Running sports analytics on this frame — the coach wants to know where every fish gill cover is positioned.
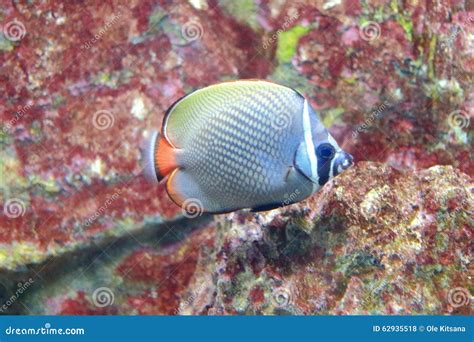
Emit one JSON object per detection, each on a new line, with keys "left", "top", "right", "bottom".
{"left": 0, "top": 0, "right": 472, "bottom": 315}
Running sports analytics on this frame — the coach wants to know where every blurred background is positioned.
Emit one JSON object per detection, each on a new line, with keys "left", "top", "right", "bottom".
{"left": 0, "top": 0, "right": 472, "bottom": 315}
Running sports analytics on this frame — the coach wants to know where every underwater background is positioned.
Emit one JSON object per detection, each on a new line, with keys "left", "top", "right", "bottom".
{"left": 0, "top": 0, "right": 472, "bottom": 315}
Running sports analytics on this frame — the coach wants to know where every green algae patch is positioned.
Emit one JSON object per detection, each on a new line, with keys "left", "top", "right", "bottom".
{"left": 322, "top": 107, "right": 346, "bottom": 127}
{"left": 134, "top": 6, "right": 178, "bottom": 45}
{"left": 428, "top": 36, "right": 437, "bottom": 80}
{"left": 0, "top": 35, "right": 14, "bottom": 52}
{"left": 397, "top": 15, "right": 413, "bottom": 41}
{"left": 0, "top": 144, "right": 29, "bottom": 192}
{"left": 28, "top": 175, "right": 61, "bottom": 194}
{"left": 269, "top": 63, "right": 313, "bottom": 95}
{"left": 390, "top": 0, "right": 413, "bottom": 41}
{"left": 276, "top": 25, "right": 310, "bottom": 63}
{"left": 335, "top": 251, "right": 383, "bottom": 277}
{"left": 92, "top": 70, "right": 133, "bottom": 89}
{"left": 220, "top": 0, "right": 258, "bottom": 31}
{"left": 0, "top": 243, "right": 46, "bottom": 271}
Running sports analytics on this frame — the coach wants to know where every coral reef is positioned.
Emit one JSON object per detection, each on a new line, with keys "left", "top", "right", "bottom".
{"left": 9, "top": 163, "right": 473, "bottom": 315}
{"left": 0, "top": 0, "right": 472, "bottom": 315}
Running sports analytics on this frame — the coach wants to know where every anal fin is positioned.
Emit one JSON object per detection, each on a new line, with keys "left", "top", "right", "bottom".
{"left": 250, "top": 203, "right": 283, "bottom": 212}
{"left": 167, "top": 169, "right": 213, "bottom": 214}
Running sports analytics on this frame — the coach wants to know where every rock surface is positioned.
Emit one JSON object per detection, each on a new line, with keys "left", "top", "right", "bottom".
{"left": 4, "top": 163, "right": 473, "bottom": 315}
{"left": 0, "top": 0, "right": 472, "bottom": 315}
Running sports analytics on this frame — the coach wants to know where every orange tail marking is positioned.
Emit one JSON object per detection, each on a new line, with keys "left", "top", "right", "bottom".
{"left": 155, "top": 137, "right": 178, "bottom": 181}
{"left": 166, "top": 168, "right": 185, "bottom": 207}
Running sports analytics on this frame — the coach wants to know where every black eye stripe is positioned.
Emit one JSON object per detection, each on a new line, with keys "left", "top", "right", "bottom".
{"left": 333, "top": 158, "right": 340, "bottom": 177}
{"left": 315, "top": 143, "right": 335, "bottom": 186}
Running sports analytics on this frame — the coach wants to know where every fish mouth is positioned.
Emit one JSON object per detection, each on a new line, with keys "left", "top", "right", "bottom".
{"left": 333, "top": 151, "right": 354, "bottom": 176}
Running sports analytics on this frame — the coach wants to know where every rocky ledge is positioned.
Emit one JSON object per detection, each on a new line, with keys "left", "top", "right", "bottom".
{"left": 3, "top": 162, "right": 471, "bottom": 315}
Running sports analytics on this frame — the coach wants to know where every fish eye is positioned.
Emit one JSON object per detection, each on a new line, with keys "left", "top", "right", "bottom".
{"left": 316, "top": 143, "right": 335, "bottom": 160}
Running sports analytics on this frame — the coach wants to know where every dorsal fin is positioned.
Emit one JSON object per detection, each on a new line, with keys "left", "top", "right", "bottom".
{"left": 161, "top": 80, "right": 300, "bottom": 148}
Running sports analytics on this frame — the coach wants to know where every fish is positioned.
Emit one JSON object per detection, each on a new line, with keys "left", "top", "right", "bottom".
{"left": 142, "top": 80, "right": 353, "bottom": 214}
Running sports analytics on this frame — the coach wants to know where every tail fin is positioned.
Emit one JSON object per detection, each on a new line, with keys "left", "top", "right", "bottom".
{"left": 142, "top": 130, "right": 160, "bottom": 183}
{"left": 141, "top": 130, "right": 179, "bottom": 183}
